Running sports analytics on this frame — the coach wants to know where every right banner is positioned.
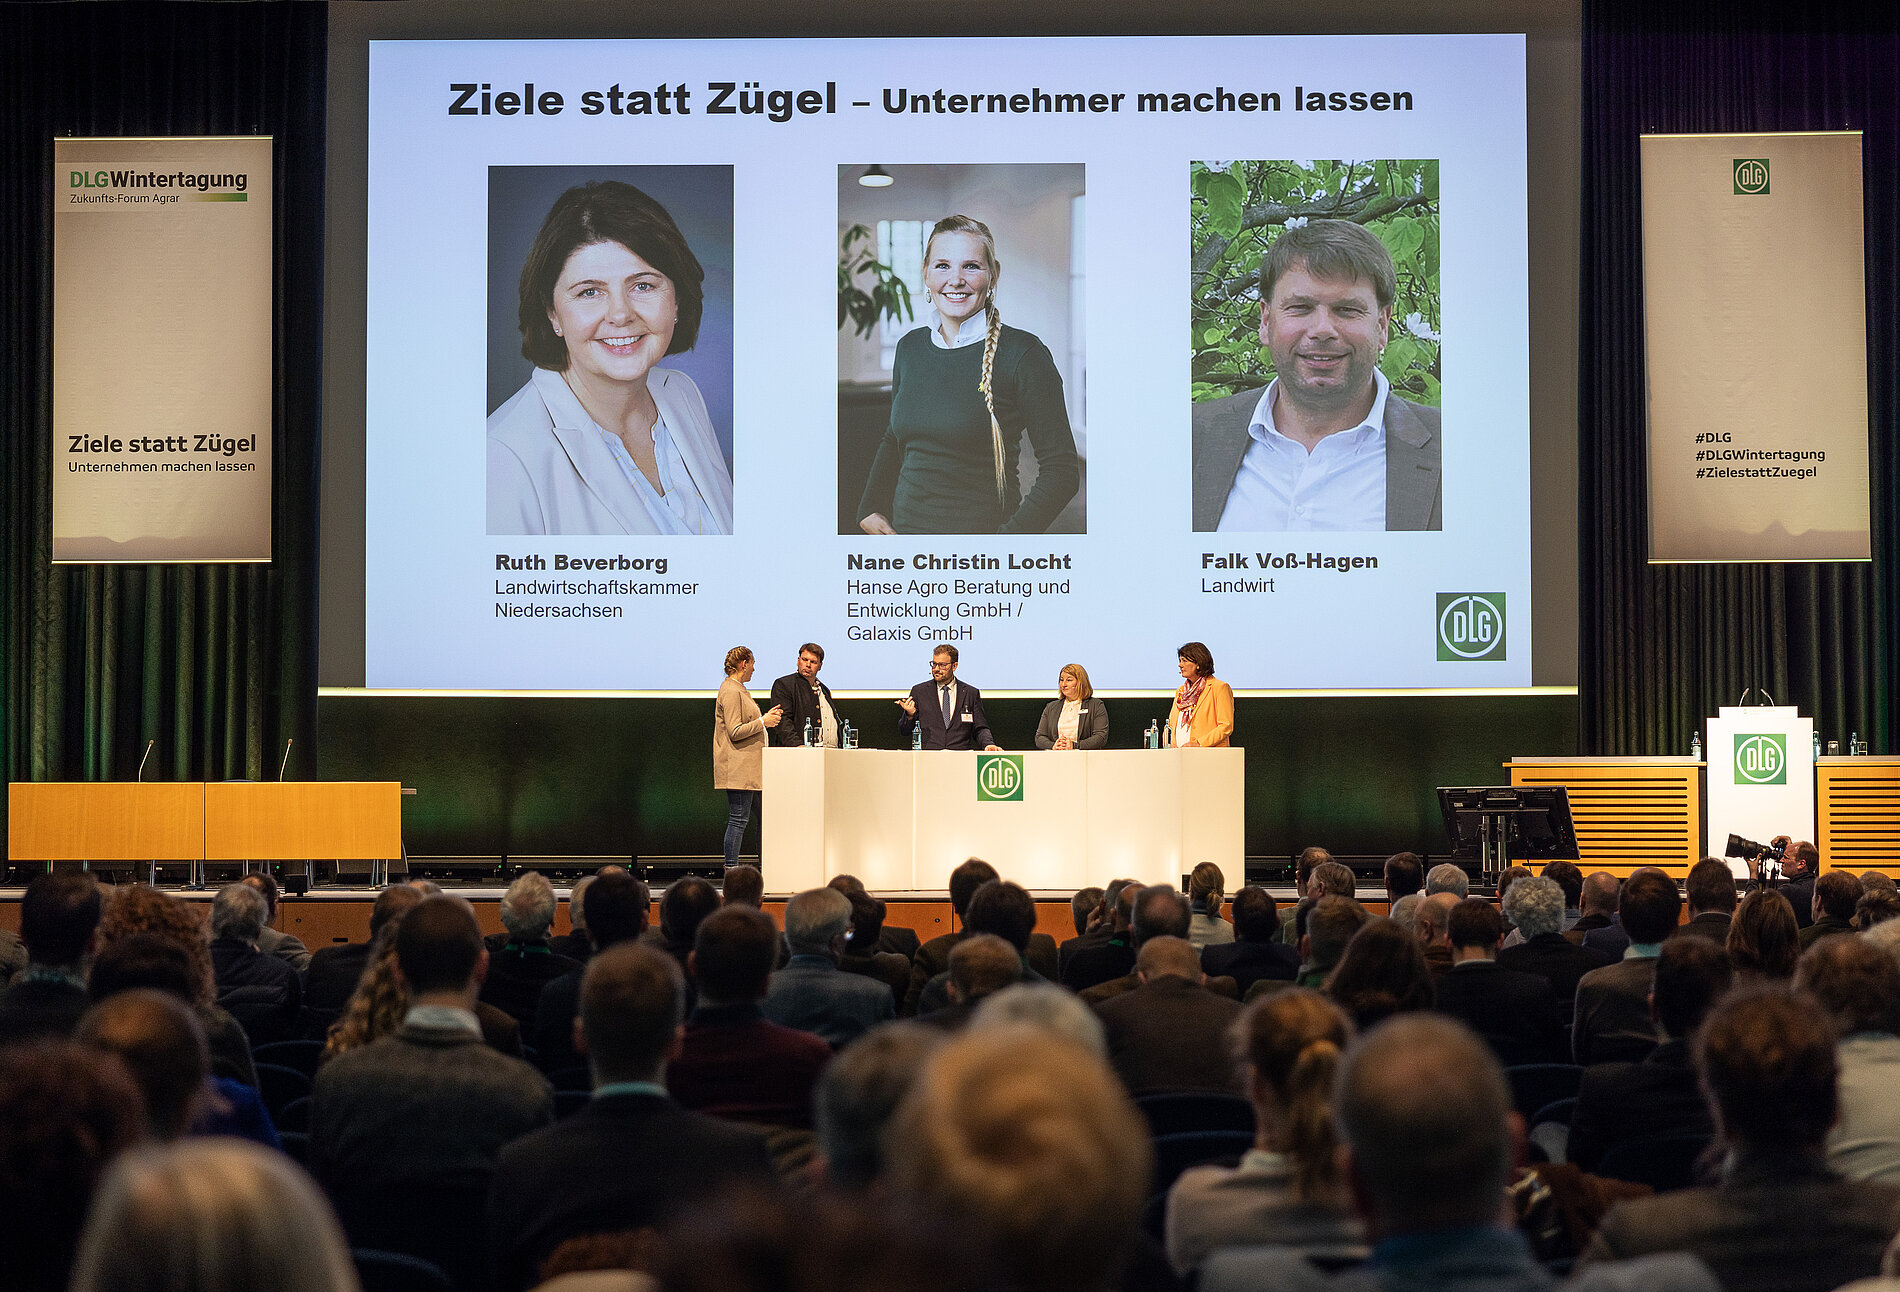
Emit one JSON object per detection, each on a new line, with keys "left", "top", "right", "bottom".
{"left": 1641, "top": 131, "right": 1870, "bottom": 563}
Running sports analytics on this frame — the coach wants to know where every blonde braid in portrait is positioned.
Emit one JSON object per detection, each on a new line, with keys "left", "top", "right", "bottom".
{"left": 929, "top": 215, "right": 1008, "bottom": 505}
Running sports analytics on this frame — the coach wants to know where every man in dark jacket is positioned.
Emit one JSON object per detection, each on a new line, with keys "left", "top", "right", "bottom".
{"left": 208, "top": 881, "right": 301, "bottom": 1046}
{"left": 0, "top": 872, "right": 100, "bottom": 1044}
{"left": 1433, "top": 899, "right": 1564, "bottom": 1066}
{"left": 1095, "top": 937, "right": 1241, "bottom": 1096}
{"left": 1498, "top": 875, "right": 1612, "bottom": 1031}
{"left": 1200, "top": 885, "right": 1299, "bottom": 995}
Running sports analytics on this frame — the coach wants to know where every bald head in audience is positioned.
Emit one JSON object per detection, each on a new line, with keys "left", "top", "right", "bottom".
{"left": 1135, "top": 935, "right": 1203, "bottom": 985}
{"left": 1413, "top": 892, "right": 1458, "bottom": 953}
{"left": 1580, "top": 870, "right": 1620, "bottom": 919}
{"left": 74, "top": 990, "right": 209, "bottom": 1141}
{"left": 949, "top": 933, "right": 1022, "bottom": 1006}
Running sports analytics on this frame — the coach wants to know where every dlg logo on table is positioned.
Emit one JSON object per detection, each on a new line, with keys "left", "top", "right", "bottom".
{"left": 1436, "top": 594, "right": 1506, "bottom": 661}
{"left": 976, "top": 754, "right": 1024, "bottom": 802}
{"left": 1735, "top": 734, "right": 1787, "bottom": 785}
{"left": 1733, "top": 158, "right": 1770, "bottom": 195}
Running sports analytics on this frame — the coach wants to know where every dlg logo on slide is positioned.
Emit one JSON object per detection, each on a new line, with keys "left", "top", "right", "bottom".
{"left": 1735, "top": 734, "right": 1787, "bottom": 785}
{"left": 1733, "top": 158, "right": 1770, "bottom": 195}
{"left": 976, "top": 754, "right": 1024, "bottom": 802}
{"left": 1436, "top": 594, "right": 1506, "bottom": 661}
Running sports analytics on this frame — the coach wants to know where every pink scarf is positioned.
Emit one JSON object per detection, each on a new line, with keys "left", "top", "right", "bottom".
{"left": 1176, "top": 675, "right": 1208, "bottom": 727}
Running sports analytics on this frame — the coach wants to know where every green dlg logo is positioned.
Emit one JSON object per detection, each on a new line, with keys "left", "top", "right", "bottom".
{"left": 976, "top": 753, "right": 1024, "bottom": 802}
{"left": 1733, "top": 159, "right": 1770, "bottom": 195}
{"left": 1436, "top": 594, "right": 1506, "bottom": 661}
{"left": 1734, "top": 733, "right": 1787, "bottom": 785}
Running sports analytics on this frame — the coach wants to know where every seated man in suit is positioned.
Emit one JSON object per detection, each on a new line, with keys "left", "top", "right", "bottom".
{"left": 763, "top": 886, "right": 896, "bottom": 1048}
{"left": 1567, "top": 936, "right": 1729, "bottom": 1173}
{"left": 0, "top": 872, "right": 100, "bottom": 1045}
{"left": 1201, "top": 886, "right": 1300, "bottom": 996}
{"left": 1063, "top": 880, "right": 1139, "bottom": 993}
{"left": 1096, "top": 936, "right": 1242, "bottom": 1097}
{"left": 668, "top": 905, "right": 832, "bottom": 1128}
{"left": 1567, "top": 871, "right": 1621, "bottom": 946}
{"left": 827, "top": 873, "right": 920, "bottom": 961}
{"left": 906, "top": 860, "right": 1057, "bottom": 1011}
{"left": 1191, "top": 219, "right": 1441, "bottom": 533}
{"left": 1083, "top": 885, "right": 1242, "bottom": 1004}
{"left": 207, "top": 882, "right": 302, "bottom": 1047}
{"left": 1412, "top": 892, "right": 1458, "bottom": 980}
{"left": 1432, "top": 899, "right": 1564, "bottom": 1066}
{"left": 896, "top": 643, "right": 1000, "bottom": 751}
{"left": 769, "top": 642, "right": 842, "bottom": 747}
{"left": 1497, "top": 875, "right": 1611, "bottom": 1032}
{"left": 532, "top": 871, "right": 650, "bottom": 1073}
{"left": 913, "top": 880, "right": 1049, "bottom": 1016}
{"left": 238, "top": 874, "right": 311, "bottom": 974}
{"left": 1800, "top": 870, "right": 1862, "bottom": 949}
{"left": 304, "top": 885, "right": 423, "bottom": 1023}
{"left": 1580, "top": 988, "right": 1900, "bottom": 1292}
{"left": 487, "top": 943, "right": 777, "bottom": 1292}
{"left": 1573, "top": 869, "right": 1679, "bottom": 1065}
{"left": 481, "top": 871, "right": 582, "bottom": 1028}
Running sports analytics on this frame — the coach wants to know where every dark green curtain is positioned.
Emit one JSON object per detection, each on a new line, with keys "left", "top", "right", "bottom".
{"left": 0, "top": 2, "right": 324, "bottom": 845}
{"left": 1580, "top": 0, "right": 1897, "bottom": 755}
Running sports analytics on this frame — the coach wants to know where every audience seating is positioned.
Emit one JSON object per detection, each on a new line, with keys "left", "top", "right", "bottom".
{"left": 253, "top": 1039, "right": 324, "bottom": 1080}
{"left": 1531, "top": 1097, "right": 1578, "bottom": 1129}
{"left": 280, "top": 1130, "right": 309, "bottom": 1166}
{"left": 545, "top": 1065, "right": 593, "bottom": 1093}
{"left": 278, "top": 1095, "right": 312, "bottom": 1133}
{"left": 1595, "top": 1132, "right": 1710, "bottom": 1194}
{"left": 1505, "top": 1063, "right": 1583, "bottom": 1121}
{"left": 253, "top": 1061, "right": 313, "bottom": 1123}
{"left": 1136, "top": 1091, "right": 1256, "bottom": 1138}
{"left": 1149, "top": 1129, "right": 1254, "bottom": 1194}
{"left": 553, "top": 1089, "right": 591, "bottom": 1119}
{"left": 352, "top": 1248, "right": 454, "bottom": 1292}
{"left": 333, "top": 1181, "right": 491, "bottom": 1292}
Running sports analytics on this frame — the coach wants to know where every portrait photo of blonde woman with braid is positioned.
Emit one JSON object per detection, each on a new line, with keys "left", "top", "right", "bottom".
{"left": 841, "top": 168, "right": 1085, "bottom": 535}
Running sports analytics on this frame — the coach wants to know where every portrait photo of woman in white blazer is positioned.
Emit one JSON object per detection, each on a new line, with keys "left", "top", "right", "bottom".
{"left": 488, "top": 177, "right": 733, "bottom": 535}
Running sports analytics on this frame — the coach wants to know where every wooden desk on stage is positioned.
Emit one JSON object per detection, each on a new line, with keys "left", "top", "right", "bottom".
{"left": 1817, "top": 756, "right": 1900, "bottom": 880}
{"left": 1506, "top": 757, "right": 1701, "bottom": 877}
{"left": 762, "top": 747, "right": 1244, "bottom": 892}
{"left": 9, "top": 781, "right": 404, "bottom": 879}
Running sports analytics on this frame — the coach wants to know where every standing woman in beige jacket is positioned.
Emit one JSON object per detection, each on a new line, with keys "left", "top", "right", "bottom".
{"left": 716, "top": 646, "right": 782, "bottom": 869}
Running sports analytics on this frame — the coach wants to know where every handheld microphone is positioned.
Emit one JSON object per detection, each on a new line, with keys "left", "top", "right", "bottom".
{"left": 278, "top": 737, "right": 293, "bottom": 782}
{"left": 136, "top": 739, "right": 155, "bottom": 783}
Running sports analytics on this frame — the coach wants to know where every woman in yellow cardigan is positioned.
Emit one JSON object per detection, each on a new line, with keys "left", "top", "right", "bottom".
{"left": 1167, "top": 641, "right": 1234, "bottom": 748}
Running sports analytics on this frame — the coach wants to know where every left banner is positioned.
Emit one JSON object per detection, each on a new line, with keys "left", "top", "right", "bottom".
{"left": 52, "top": 137, "right": 272, "bottom": 563}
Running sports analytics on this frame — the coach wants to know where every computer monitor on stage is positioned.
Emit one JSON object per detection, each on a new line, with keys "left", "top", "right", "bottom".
{"left": 1437, "top": 785, "right": 1579, "bottom": 875}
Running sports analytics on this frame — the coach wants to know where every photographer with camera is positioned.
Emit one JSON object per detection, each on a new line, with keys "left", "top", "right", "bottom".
{"left": 1724, "top": 833, "right": 1821, "bottom": 931}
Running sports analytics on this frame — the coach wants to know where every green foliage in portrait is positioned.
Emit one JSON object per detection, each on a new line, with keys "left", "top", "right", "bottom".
{"left": 1189, "top": 159, "right": 1440, "bottom": 406}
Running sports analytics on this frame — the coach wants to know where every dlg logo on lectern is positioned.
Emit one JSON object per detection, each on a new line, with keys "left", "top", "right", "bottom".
{"left": 976, "top": 754, "right": 1024, "bottom": 802}
{"left": 1735, "top": 734, "right": 1787, "bottom": 785}
{"left": 1733, "top": 158, "right": 1770, "bottom": 195}
{"left": 1436, "top": 594, "right": 1506, "bottom": 661}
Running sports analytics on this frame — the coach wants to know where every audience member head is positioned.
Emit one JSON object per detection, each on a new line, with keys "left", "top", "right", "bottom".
{"left": 842, "top": 888, "right": 889, "bottom": 955}
{"left": 1425, "top": 863, "right": 1469, "bottom": 900}
{"left": 1236, "top": 989, "right": 1353, "bottom": 1204}
{"left": 1728, "top": 888, "right": 1801, "bottom": 980}
{"left": 322, "top": 918, "right": 409, "bottom": 1062}
{"left": 1326, "top": 917, "right": 1433, "bottom": 1028}
{"left": 814, "top": 1022, "right": 946, "bottom": 1193}
{"left": 1651, "top": 935, "right": 1733, "bottom": 1041}
{"left": 1540, "top": 860, "right": 1585, "bottom": 909}
{"left": 1580, "top": 870, "right": 1620, "bottom": 917}
{"left": 1501, "top": 875, "right": 1565, "bottom": 942}
{"left": 1188, "top": 863, "right": 1226, "bottom": 920}
{"left": 969, "top": 984, "right": 1107, "bottom": 1057}
{"left": 1618, "top": 868, "right": 1682, "bottom": 945}
{"left": 406, "top": 879, "right": 443, "bottom": 897}
{"left": 1860, "top": 871, "right": 1897, "bottom": 896}
{"left": 964, "top": 880, "right": 1036, "bottom": 952}
{"left": 1796, "top": 934, "right": 1900, "bottom": 1037}
{"left": 0, "top": 1042, "right": 146, "bottom": 1292}
{"left": 1336, "top": 1015, "right": 1516, "bottom": 1239}
{"left": 1413, "top": 892, "right": 1457, "bottom": 950}
{"left": 584, "top": 870, "right": 652, "bottom": 951}
{"left": 1859, "top": 888, "right": 1900, "bottom": 931}
{"left": 1814, "top": 870, "right": 1863, "bottom": 923}
{"left": 75, "top": 990, "right": 209, "bottom": 1142}
{"left": 692, "top": 906, "right": 779, "bottom": 1007}
{"left": 828, "top": 873, "right": 865, "bottom": 895}
{"left": 1107, "top": 880, "right": 1139, "bottom": 934}
{"left": 565, "top": 874, "right": 597, "bottom": 937}
{"left": 1495, "top": 867, "right": 1532, "bottom": 911}
{"left": 1787, "top": 840, "right": 1821, "bottom": 877}
{"left": 1068, "top": 887, "right": 1103, "bottom": 937}
{"left": 1698, "top": 987, "right": 1837, "bottom": 1156}
{"left": 499, "top": 871, "right": 557, "bottom": 942}
{"left": 1296, "top": 847, "right": 1333, "bottom": 895}
{"left": 1448, "top": 898, "right": 1503, "bottom": 958}
{"left": 19, "top": 872, "right": 101, "bottom": 968}
{"left": 1686, "top": 857, "right": 1739, "bottom": 916}
{"left": 237, "top": 873, "right": 280, "bottom": 920}
{"left": 1230, "top": 886, "right": 1280, "bottom": 943}
{"left": 1388, "top": 892, "right": 1423, "bottom": 929}
{"left": 208, "top": 883, "right": 267, "bottom": 946}
{"left": 886, "top": 1028, "right": 1150, "bottom": 1292}
{"left": 68, "top": 1139, "right": 360, "bottom": 1292}
{"left": 1311, "top": 860, "right": 1357, "bottom": 900}
{"left": 1135, "top": 935, "right": 1202, "bottom": 985}
{"left": 1306, "top": 896, "right": 1370, "bottom": 975}
{"left": 87, "top": 934, "right": 199, "bottom": 1008}
{"left": 1132, "top": 884, "right": 1191, "bottom": 947}
{"left": 96, "top": 886, "right": 214, "bottom": 1008}
{"left": 579, "top": 943, "right": 684, "bottom": 1086}
{"left": 949, "top": 934, "right": 1022, "bottom": 1006}
{"left": 367, "top": 883, "right": 422, "bottom": 938}
{"left": 1383, "top": 852, "right": 1423, "bottom": 900}
{"left": 722, "top": 865, "right": 765, "bottom": 909}
{"left": 395, "top": 896, "right": 485, "bottom": 1000}
{"left": 660, "top": 876, "right": 722, "bottom": 950}
{"left": 948, "top": 859, "right": 1001, "bottom": 921}
{"left": 784, "top": 886, "right": 853, "bottom": 958}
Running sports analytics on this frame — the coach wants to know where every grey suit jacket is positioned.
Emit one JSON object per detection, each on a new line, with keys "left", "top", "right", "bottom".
{"left": 1035, "top": 697, "right": 1109, "bottom": 750}
{"left": 1191, "top": 386, "right": 1442, "bottom": 531}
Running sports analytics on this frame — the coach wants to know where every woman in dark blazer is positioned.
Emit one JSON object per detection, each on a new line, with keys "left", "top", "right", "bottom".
{"left": 1035, "top": 663, "right": 1109, "bottom": 750}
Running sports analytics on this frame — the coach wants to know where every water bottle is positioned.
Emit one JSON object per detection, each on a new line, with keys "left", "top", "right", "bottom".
{"left": 912, "top": 722, "right": 923, "bottom": 752}
{"left": 1145, "top": 719, "right": 1159, "bottom": 750}
{"left": 1851, "top": 731, "right": 1862, "bottom": 756}
{"left": 803, "top": 717, "right": 814, "bottom": 747}
{"left": 1814, "top": 731, "right": 1823, "bottom": 760}
{"left": 1690, "top": 733, "right": 1701, "bottom": 761}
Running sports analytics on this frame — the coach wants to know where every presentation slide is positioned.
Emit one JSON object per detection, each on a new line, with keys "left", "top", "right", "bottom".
{"left": 365, "top": 35, "right": 1528, "bottom": 692}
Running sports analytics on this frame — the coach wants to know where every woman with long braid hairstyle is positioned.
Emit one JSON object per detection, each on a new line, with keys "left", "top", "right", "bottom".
{"left": 857, "top": 214, "right": 1080, "bottom": 535}
{"left": 1163, "top": 989, "right": 1366, "bottom": 1276}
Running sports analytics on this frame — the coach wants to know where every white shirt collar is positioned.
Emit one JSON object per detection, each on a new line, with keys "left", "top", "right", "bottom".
{"left": 1248, "top": 367, "right": 1391, "bottom": 450}
{"left": 924, "top": 306, "right": 989, "bottom": 350}
{"left": 404, "top": 1004, "right": 483, "bottom": 1037}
